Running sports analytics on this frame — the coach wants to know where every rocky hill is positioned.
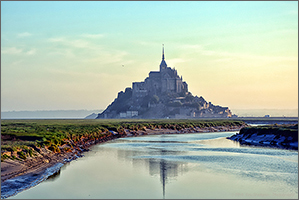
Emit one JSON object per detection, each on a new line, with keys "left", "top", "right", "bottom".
{"left": 97, "top": 47, "right": 236, "bottom": 119}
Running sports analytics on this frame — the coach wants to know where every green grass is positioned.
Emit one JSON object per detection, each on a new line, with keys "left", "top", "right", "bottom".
{"left": 1, "top": 119, "right": 246, "bottom": 161}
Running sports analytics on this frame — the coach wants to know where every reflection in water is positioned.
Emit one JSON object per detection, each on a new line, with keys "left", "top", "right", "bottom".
{"left": 152, "top": 157, "right": 187, "bottom": 199}
{"left": 9, "top": 132, "right": 298, "bottom": 199}
{"left": 116, "top": 147, "right": 189, "bottom": 199}
{"left": 45, "top": 170, "right": 61, "bottom": 182}
{"left": 160, "top": 158, "right": 166, "bottom": 199}
{"left": 148, "top": 150, "right": 188, "bottom": 199}
{"left": 111, "top": 134, "right": 242, "bottom": 198}
{"left": 45, "top": 161, "right": 72, "bottom": 182}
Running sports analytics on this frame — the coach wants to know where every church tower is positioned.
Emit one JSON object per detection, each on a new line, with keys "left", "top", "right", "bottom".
{"left": 159, "top": 44, "right": 167, "bottom": 71}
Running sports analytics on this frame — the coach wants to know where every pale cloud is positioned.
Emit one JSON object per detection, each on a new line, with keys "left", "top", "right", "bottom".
{"left": 212, "top": 57, "right": 234, "bottom": 63}
{"left": 167, "top": 58, "right": 189, "bottom": 67}
{"left": 47, "top": 36, "right": 130, "bottom": 66}
{"left": 179, "top": 43, "right": 297, "bottom": 64}
{"left": 82, "top": 50, "right": 131, "bottom": 67}
{"left": 48, "top": 37, "right": 65, "bottom": 42}
{"left": 48, "top": 37, "right": 97, "bottom": 49}
{"left": 12, "top": 60, "right": 24, "bottom": 66}
{"left": 47, "top": 37, "right": 95, "bottom": 58}
{"left": 69, "top": 39, "right": 91, "bottom": 49}
{"left": 48, "top": 48, "right": 74, "bottom": 58}
{"left": 17, "top": 32, "right": 32, "bottom": 38}
{"left": 180, "top": 44, "right": 205, "bottom": 50}
{"left": 26, "top": 49, "right": 36, "bottom": 55}
{"left": 47, "top": 68, "right": 102, "bottom": 78}
{"left": 282, "top": 7, "right": 298, "bottom": 16}
{"left": 210, "top": 51, "right": 298, "bottom": 64}
{"left": 81, "top": 33, "right": 104, "bottom": 39}
{"left": 137, "top": 41, "right": 160, "bottom": 46}
{"left": 1, "top": 47, "right": 23, "bottom": 54}
{"left": 1, "top": 47, "right": 36, "bottom": 56}
{"left": 179, "top": 44, "right": 215, "bottom": 56}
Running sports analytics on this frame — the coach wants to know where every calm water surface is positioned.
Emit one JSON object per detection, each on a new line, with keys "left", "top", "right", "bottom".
{"left": 10, "top": 131, "right": 298, "bottom": 199}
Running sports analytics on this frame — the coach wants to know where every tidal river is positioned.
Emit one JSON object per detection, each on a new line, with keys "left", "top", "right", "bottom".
{"left": 9, "top": 131, "right": 298, "bottom": 199}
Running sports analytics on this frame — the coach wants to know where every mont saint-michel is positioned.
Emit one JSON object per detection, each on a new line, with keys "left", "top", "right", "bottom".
{"left": 97, "top": 47, "right": 236, "bottom": 119}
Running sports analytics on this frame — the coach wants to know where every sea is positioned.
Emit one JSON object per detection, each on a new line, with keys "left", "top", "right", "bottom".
{"left": 4, "top": 130, "right": 298, "bottom": 199}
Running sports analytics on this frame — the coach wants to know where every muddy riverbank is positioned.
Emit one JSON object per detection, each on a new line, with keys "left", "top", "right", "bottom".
{"left": 1, "top": 124, "right": 246, "bottom": 198}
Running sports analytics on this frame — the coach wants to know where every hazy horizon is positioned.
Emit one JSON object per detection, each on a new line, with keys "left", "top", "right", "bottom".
{"left": 1, "top": 1, "right": 298, "bottom": 112}
{"left": 1, "top": 108, "right": 298, "bottom": 119}
{"left": 1, "top": 109, "right": 103, "bottom": 119}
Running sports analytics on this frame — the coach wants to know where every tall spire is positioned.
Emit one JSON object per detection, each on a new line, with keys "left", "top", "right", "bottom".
{"left": 162, "top": 44, "right": 165, "bottom": 60}
{"left": 160, "top": 44, "right": 167, "bottom": 71}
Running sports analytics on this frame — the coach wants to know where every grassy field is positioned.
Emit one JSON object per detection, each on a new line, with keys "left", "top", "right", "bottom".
{"left": 1, "top": 119, "right": 246, "bottom": 161}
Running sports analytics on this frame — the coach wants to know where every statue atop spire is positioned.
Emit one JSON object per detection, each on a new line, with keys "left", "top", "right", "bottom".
{"left": 160, "top": 44, "right": 167, "bottom": 71}
{"left": 162, "top": 44, "right": 165, "bottom": 60}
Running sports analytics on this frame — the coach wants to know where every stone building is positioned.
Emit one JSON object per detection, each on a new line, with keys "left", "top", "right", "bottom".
{"left": 132, "top": 46, "right": 188, "bottom": 101}
{"left": 97, "top": 46, "right": 235, "bottom": 119}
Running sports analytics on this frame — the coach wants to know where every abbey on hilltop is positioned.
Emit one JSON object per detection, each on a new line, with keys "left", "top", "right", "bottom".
{"left": 97, "top": 46, "right": 236, "bottom": 119}
{"left": 132, "top": 45, "right": 188, "bottom": 104}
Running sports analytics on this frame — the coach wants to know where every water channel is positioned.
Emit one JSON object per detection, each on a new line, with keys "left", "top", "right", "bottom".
{"left": 9, "top": 131, "right": 298, "bottom": 199}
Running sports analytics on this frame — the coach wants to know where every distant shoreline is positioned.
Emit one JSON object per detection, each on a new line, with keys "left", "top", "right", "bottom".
{"left": 235, "top": 117, "right": 298, "bottom": 124}
{"left": 1, "top": 116, "right": 298, "bottom": 121}
{"left": 1, "top": 109, "right": 298, "bottom": 119}
{"left": 1, "top": 110, "right": 103, "bottom": 120}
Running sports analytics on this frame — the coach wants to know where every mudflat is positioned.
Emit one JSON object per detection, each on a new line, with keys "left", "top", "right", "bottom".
{"left": 1, "top": 150, "right": 75, "bottom": 183}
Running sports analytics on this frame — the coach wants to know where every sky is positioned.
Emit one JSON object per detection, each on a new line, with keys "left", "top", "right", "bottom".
{"left": 1, "top": 1, "right": 298, "bottom": 113}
